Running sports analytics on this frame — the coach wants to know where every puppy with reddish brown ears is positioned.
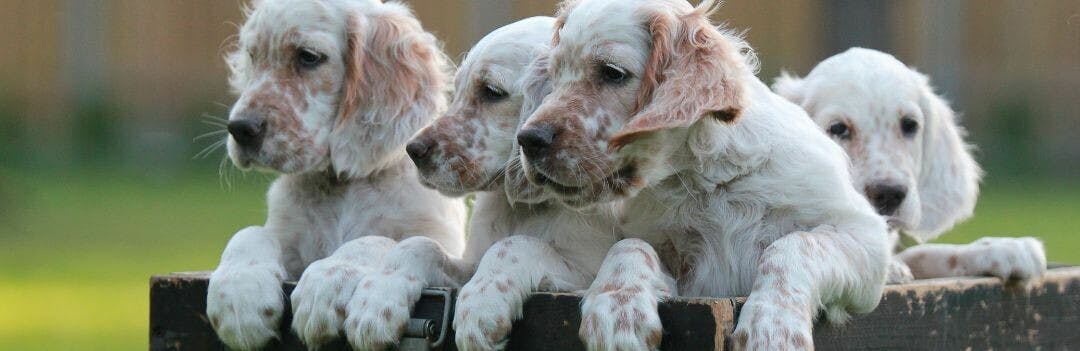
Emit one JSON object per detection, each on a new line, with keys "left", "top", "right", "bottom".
{"left": 205, "top": 1, "right": 466, "bottom": 350}
{"left": 773, "top": 48, "right": 1046, "bottom": 284}
{"left": 517, "top": 0, "right": 890, "bottom": 349}
{"left": 404, "top": 17, "right": 669, "bottom": 350}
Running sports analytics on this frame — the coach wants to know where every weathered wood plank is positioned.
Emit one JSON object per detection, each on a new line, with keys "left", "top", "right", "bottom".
{"left": 151, "top": 267, "right": 1080, "bottom": 350}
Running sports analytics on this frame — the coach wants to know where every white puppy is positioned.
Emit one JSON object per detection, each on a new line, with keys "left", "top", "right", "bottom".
{"left": 206, "top": 1, "right": 466, "bottom": 349}
{"left": 518, "top": 0, "right": 890, "bottom": 349}
{"left": 406, "top": 17, "right": 662, "bottom": 351}
{"left": 773, "top": 48, "right": 1046, "bottom": 283}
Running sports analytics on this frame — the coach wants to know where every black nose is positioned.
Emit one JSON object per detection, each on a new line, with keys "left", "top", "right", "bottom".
{"left": 517, "top": 126, "right": 556, "bottom": 159}
{"left": 406, "top": 138, "right": 435, "bottom": 165}
{"left": 227, "top": 118, "right": 266, "bottom": 148}
{"left": 865, "top": 184, "right": 908, "bottom": 216}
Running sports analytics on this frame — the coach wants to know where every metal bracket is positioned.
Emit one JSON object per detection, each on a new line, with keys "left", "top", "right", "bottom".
{"left": 399, "top": 289, "right": 453, "bottom": 350}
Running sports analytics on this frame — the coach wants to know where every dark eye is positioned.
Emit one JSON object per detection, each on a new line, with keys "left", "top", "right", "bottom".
{"left": 296, "top": 48, "right": 326, "bottom": 69}
{"left": 479, "top": 83, "right": 508, "bottom": 103}
{"left": 827, "top": 121, "right": 852, "bottom": 140}
{"left": 599, "top": 63, "right": 628, "bottom": 84}
{"left": 900, "top": 116, "right": 919, "bottom": 137}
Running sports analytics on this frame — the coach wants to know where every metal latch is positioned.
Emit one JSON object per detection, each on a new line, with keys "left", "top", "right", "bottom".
{"left": 398, "top": 289, "right": 453, "bottom": 350}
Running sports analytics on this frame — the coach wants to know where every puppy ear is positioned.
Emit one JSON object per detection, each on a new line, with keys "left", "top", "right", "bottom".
{"left": 771, "top": 71, "right": 806, "bottom": 105}
{"left": 551, "top": 0, "right": 579, "bottom": 46}
{"left": 609, "top": 3, "right": 749, "bottom": 150}
{"left": 332, "top": 3, "right": 451, "bottom": 178}
{"left": 506, "top": 52, "right": 556, "bottom": 204}
{"left": 908, "top": 75, "right": 982, "bottom": 240}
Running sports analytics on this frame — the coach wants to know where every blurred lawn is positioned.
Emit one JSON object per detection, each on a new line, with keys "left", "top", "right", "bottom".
{"left": 0, "top": 169, "right": 1076, "bottom": 350}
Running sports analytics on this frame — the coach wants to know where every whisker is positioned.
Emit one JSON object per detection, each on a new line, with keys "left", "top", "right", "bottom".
{"left": 193, "top": 129, "right": 228, "bottom": 141}
{"left": 194, "top": 139, "right": 227, "bottom": 160}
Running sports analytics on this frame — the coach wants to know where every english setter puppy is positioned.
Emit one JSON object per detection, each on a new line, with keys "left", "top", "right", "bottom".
{"left": 518, "top": 0, "right": 890, "bottom": 349}
{"left": 206, "top": 0, "right": 466, "bottom": 349}
{"left": 773, "top": 48, "right": 1046, "bottom": 283}
{"left": 406, "top": 17, "right": 657, "bottom": 350}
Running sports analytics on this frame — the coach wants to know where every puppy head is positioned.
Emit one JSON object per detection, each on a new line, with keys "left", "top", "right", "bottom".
{"left": 773, "top": 48, "right": 981, "bottom": 240}
{"left": 407, "top": 17, "right": 555, "bottom": 197}
{"left": 518, "top": 0, "right": 749, "bottom": 208}
{"left": 226, "top": 0, "right": 449, "bottom": 178}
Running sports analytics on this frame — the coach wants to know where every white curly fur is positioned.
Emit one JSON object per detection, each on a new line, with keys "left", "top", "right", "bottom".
{"left": 206, "top": 1, "right": 466, "bottom": 349}
{"left": 773, "top": 47, "right": 1045, "bottom": 284}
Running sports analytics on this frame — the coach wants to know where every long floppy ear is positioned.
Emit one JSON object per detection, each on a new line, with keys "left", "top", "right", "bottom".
{"left": 908, "top": 75, "right": 982, "bottom": 240}
{"left": 609, "top": 3, "right": 749, "bottom": 150}
{"left": 771, "top": 71, "right": 806, "bottom": 106}
{"left": 331, "top": 2, "right": 451, "bottom": 178}
{"left": 505, "top": 53, "right": 556, "bottom": 205}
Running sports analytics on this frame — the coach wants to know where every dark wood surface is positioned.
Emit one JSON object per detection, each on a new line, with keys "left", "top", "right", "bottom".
{"left": 151, "top": 267, "right": 1080, "bottom": 350}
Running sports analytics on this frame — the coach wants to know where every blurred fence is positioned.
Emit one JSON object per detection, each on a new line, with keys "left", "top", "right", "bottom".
{"left": 0, "top": 0, "right": 1077, "bottom": 177}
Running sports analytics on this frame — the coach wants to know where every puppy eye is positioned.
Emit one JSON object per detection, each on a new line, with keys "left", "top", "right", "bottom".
{"left": 827, "top": 121, "right": 852, "bottom": 140}
{"left": 296, "top": 48, "right": 327, "bottom": 69}
{"left": 479, "top": 83, "right": 508, "bottom": 103}
{"left": 599, "top": 63, "right": 628, "bottom": 84}
{"left": 900, "top": 116, "right": 919, "bottom": 137}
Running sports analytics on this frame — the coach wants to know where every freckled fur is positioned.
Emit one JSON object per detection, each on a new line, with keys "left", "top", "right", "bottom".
{"left": 207, "top": 1, "right": 464, "bottom": 350}
{"left": 524, "top": 1, "right": 892, "bottom": 350}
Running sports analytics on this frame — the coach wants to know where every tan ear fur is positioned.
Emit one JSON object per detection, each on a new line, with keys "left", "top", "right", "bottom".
{"left": 609, "top": 4, "right": 748, "bottom": 150}
{"left": 332, "top": 3, "right": 450, "bottom": 177}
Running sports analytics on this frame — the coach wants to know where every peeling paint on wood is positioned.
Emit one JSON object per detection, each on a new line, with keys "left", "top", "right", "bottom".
{"left": 151, "top": 267, "right": 1080, "bottom": 350}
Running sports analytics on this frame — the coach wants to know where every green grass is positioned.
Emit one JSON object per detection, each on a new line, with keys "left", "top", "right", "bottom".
{"left": 0, "top": 169, "right": 1076, "bottom": 350}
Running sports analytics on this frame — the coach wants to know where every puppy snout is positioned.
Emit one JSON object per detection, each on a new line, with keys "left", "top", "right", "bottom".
{"left": 865, "top": 183, "right": 908, "bottom": 216}
{"left": 227, "top": 116, "right": 267, "bottom": 149}
{"left": 517, "top": 126, "right": 556, "bottom": 160}
{"left": 406, "top": 137, "right": 435, "bottom": 167}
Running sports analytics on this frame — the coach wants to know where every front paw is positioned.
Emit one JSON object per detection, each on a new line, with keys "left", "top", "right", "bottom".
{"left": 290, "top": 260, "right": 368, "bottom": 347}
{"left": 207, "top": 267, "right": 285, "bottom": 350}
{"left": 344, "top": 269, "right": 424, "bottom": 350}
{"left": 579, "top": 285, "right": 663, "bottom": 351}
{"left": 968, "top": 237, "right": 1047, "bottom": 281}
{"left": 453, "top": 276, "right": 517, "bottom": 351}
{"left": 886, "top": 258, "right": 914, "bottom": 284}
{"left": 732, "top": 297, "right": 814, "bottom": 351}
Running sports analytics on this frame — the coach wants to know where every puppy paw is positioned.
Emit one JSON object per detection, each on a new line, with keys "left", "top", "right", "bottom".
{"left": 290, "top": 259, "right": 369, "bottom": 348}
{"left": 344, "top": 268, "right": 424, "bottom": 350}
{"left": 453, "top": 275, "right": 518, "bottom": 351}
{"left": 886, "top": 258, "right": 914, "bottom": 284}
{"left": 732, "top": 297, "right": 814, "bottom": 351}
{"left": 207, "top": 267, "right": 285, "bottom": 350}
{"left": 966, "top": 237, "right": 1047, "bottom": 281}
{"left": 579, "top": 283, "right": 663, "bottom": 351}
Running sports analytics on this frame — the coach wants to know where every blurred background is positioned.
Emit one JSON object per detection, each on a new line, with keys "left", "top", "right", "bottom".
{"left": 0, "top": 0, "right": 1077, "bottom": 349}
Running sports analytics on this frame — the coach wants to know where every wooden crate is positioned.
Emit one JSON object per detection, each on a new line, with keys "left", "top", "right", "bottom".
{"left": 151, "top": 267, "right": 1080, "bottom": 350}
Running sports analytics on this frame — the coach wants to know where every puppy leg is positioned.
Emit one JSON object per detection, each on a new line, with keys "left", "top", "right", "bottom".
{"left": 454, "top": 236, "right": 590, "bottom": 351}
{"left": 579, "top": 239, "right": 675, "bottom": 351}
{"left": 207, "top": 226, "right": 290, "bottom": 350}
{"left": 290, "top": 236, "right": 396, "bottom": 348}
{"left": 897, "top": 237, "right": 1046, "bottom": 282}
{"left": 734, "top": 224, "right": 889, "bottom": 351}
{"left": 345, "top": 236, "right": 471, "bottom": 350}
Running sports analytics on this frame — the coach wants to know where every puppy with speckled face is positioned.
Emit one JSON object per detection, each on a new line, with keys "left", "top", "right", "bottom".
{"left": 408, "top": 18, "right": 652, "bottom": 351}
{"left": 519, "top": 0, "right": 891, "bottom": 349}
{"left": 207, "top": 1, "right": 466, "bottom": 350}
{"left": 774, "top": 48, "right": 1046, "bottom": 284}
